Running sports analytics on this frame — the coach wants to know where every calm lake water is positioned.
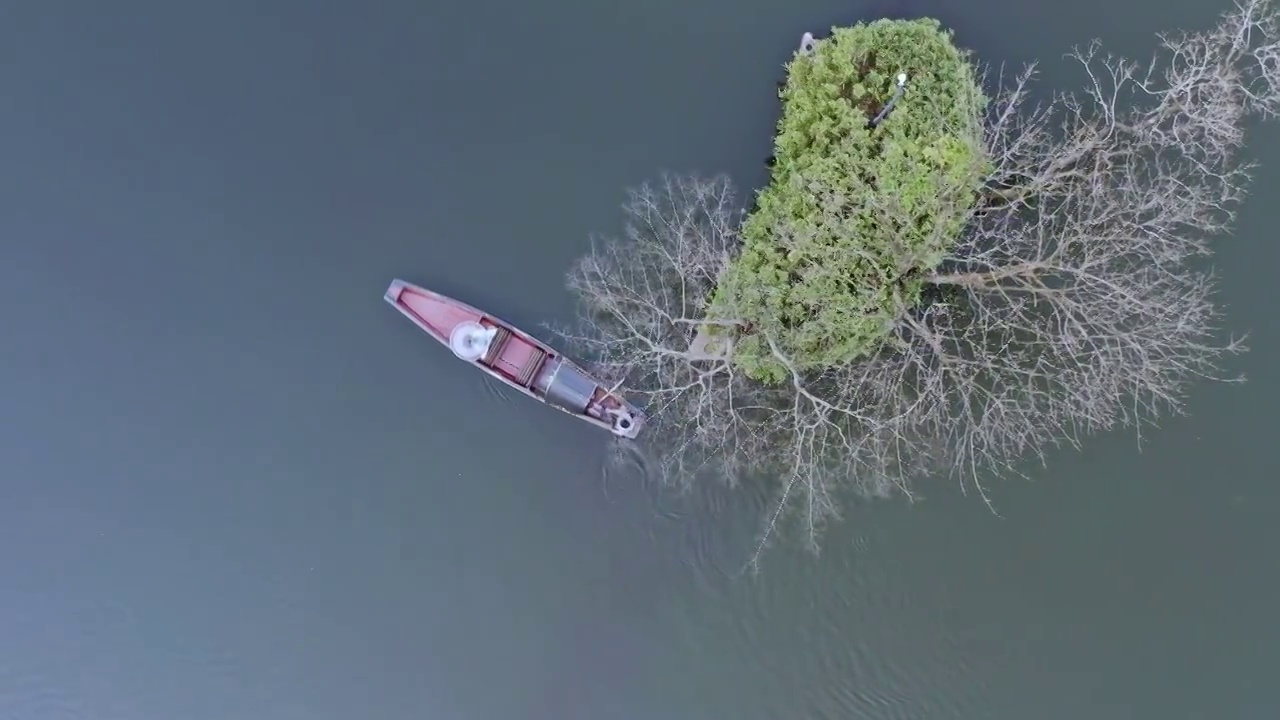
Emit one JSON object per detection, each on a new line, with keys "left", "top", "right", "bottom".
{"left": 2, "top": 0, "right": 1278, "bottom": 718}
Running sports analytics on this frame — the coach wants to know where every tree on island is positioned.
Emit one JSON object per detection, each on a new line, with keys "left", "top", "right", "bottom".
{"left": 715, "top": 19, "right": 989, "bottom": 382}
{"left": 561, "top": 1, "right": 1280, "bottom": 558}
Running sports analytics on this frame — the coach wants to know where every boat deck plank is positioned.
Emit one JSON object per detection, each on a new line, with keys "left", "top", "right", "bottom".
{"left": 400, "top": 291, "right": 479, "bottom": 336}
{"left": 491, "top": 334, "right": 539, "bottom": 381}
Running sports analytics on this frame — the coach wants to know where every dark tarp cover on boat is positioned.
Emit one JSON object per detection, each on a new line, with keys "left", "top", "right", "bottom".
{"left": 544, "top": 360, "right": 597, "bottom": 413}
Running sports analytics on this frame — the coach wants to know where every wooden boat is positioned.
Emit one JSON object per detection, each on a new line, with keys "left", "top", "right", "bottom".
{"left": 383, "top": 279, "right": 644, "bottom": 439}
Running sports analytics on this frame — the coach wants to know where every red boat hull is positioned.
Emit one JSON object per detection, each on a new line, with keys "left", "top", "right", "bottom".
{"left": 384, "top": 279, "right": 644, "bottom": 439}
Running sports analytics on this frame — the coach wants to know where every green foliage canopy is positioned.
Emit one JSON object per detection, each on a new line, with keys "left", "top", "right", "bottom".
{"left": 714, "top": 18, "right": 988, "bottom": 383}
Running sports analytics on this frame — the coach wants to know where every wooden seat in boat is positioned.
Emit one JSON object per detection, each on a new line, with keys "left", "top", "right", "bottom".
{"left": 517, "top": 347, "right": 547, "bottom": 387}
{"left": 483, "top": 326, "right": 512, "bottom": 365}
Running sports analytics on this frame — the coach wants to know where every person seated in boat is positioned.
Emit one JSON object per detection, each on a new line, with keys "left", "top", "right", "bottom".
{"left": 606, "top": 404, "right": 637, "bottom": 434}
{"left": 449, "top": 321, "right": 498, "bottom": 360}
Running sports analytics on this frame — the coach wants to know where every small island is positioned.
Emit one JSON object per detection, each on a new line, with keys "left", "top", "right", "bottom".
{"left": 563, "top": 4, "right": 1279, "bottom": 557}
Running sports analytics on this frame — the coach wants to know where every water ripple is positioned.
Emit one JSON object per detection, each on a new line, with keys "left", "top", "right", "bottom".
{"left": 477, "top": 373, "right": 518, "bottom": 406}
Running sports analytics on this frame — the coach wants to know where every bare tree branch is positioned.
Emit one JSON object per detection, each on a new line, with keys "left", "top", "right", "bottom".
{"left": 560, "top": 0, "right": 1276, "bottom": 563}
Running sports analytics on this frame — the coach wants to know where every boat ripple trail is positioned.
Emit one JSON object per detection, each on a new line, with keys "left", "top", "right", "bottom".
{"left": 477, "top": 374, "right": 517, "bottom": 406}
{"left": 600, "top": 438, "right": 656, "bottom": 500}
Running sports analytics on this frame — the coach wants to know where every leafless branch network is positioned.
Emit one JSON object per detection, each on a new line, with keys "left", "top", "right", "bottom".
{"left": 560, "top": 0, "right": 1278, "bottom": 561}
